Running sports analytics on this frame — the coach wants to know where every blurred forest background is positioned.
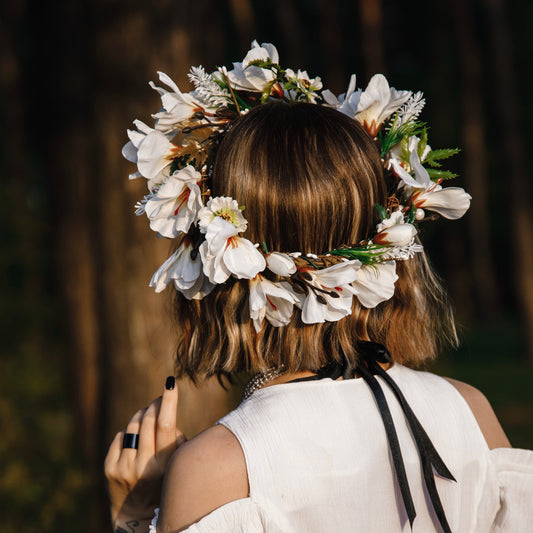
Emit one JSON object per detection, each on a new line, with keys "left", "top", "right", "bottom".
{"left": 1, "top": 0, "right": 532, "bottom": 531}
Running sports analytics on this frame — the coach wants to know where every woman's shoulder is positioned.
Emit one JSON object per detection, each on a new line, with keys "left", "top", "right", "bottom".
{"left": 443, "top": 376, "right": 511, "bottom": 449}
{"left": 158, "top": 424, "right": 248, "bottom": 531}
{"left": 392, "top": 364, "right": 511, "bottom": 449}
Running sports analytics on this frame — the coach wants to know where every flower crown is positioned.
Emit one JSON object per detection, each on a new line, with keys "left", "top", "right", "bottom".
{"left": 123, "top": 40, "right": 471, "bottom": 332}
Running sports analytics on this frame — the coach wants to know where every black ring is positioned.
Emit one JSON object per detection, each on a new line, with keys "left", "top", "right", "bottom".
{"left": 122, "top": 433, "right": 139, "bottom": 450}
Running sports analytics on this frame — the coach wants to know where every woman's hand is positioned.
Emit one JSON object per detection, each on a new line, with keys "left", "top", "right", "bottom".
{"left": 104, "top": 376, "right": 187, "bottom": 531}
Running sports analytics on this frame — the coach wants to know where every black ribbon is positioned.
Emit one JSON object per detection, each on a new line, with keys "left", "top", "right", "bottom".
{"left": 357, "top": 342, "right": 455, "bottom": 533}
{"left": 288, "top": 344, "right": 455, "bottom": 532}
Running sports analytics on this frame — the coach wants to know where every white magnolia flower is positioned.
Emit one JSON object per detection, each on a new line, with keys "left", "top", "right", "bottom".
{"left": 375, "top": 210, "right": 405, "bottom": 232}
{"left": 224, "top": 40, "right": 280, "bottom": 93}
{"left": 284, "top": 69, "right": 323, "bottom": 103}
{"left": 388, "top": 135, "right": 431, "bottom": 173}
{"left": 293, "top": 261, "right": 361, "bottom": 324}
{"left": 391, "top": 141, "right": 472, "bottom": 220}
{"left": 374, "top": 210, "right": 418, "bottom": 248}
{"left": 198, "top": 196, "right": 247, "bottom": 233}
{"left": 150, "top": 241, "right": 214, "bottom": 300}
{"left": 322, "top": 74, "right": 361, "bottom": 116}
{"left": 374, "top": 221, "right": 417, "bottom": 247}
{"left": 266, "top": 252, "right": 297, "bottom": 277}
{"left": 354, "top": 74, "right": 411, "bottom": 137}
{"left": 249, "top": 276, "right": 298, "bottom": 332}
{"left": 412, "top": 187, "right": 471, "bottom": 220}
{"left": 122, "top": 120, "right": 180, "bottom": 191}
{"left": 122, "top": 120, "right": 157, "bottom": 181}
{"left": 150, "top": 71, "right": 208, "bottom": 134}
{"left": 351, "top": 262, "right": 398, "bottom": 308}
{"left": 199, "top": 217, "right": 266, "bottom": 283}
{"left": 144, "top": 166, "right": 203, "bottom": 238}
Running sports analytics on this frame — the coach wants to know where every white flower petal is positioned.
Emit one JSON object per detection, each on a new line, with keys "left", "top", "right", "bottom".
{"left": 144, "top": 167, "right": 203, "bottom": 238}
{"left": 266, "top": 252, "right": 297, "bottom": 276}
{"left": 205, "top": 217, "right": 239, "bottom": 255}
{"left": 354, "top": 74, "right": 411, "bottom": 136}
{"left": 310, "top": 260, "right": 361, "bottom": 287}
{"left": 137, "top": 130, "right": 176, "bottom": 183}
{"left": 199, "top": 241, "right": 231, "bottom": 284}
{"left": 414, "top": 187, "right": 472, "bottom": 220}
{"left": 301, "top": 290, "right": 326, "bottom": 324}
{"left": 223, "top": 238, "right": 266, "bottom": 279}
{"left": 225, "top": 41, "right": 279, "bottom": 93}
{"left": 352, "top": 262, "right": 398, "bottom": 308}
{"left": 374, "top": 223, "right": 417, "bottom": 247}
{"left": 390, "top": 158, "right": 421, "bottom": 189}
{"left": 249, "top": 277, "right": 297, "bottom": 331}
{"left": 122, "top": 140, "right": 139, "bottom": 163}
{"left": 149, "top": 250, "right": 181, "bottom": 293}
{"left": 132, "top": 119, "right": 153, "bottom": 135}
{"left": 409, "top": 142, "right": 432, "bottom": 189}
{"left": 150, "top": 242, "right": 204, "bottom": 295}
{"left": 198, "top": 197, "right": 247, "bottom": 233}
{"left": 179, "top": 271, "right": 215, "bottom": 300}
{"left": 376, "top": 210, "right": 405, "bottom": 232}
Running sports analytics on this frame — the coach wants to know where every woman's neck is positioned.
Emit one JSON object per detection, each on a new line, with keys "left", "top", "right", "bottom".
{"left": 264, "top": 362, "right": 392, "bottom": 389}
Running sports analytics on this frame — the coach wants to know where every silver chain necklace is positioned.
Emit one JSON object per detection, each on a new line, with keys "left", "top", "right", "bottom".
{"left": 241, "top": 366, "right": 285, "bottom": 402}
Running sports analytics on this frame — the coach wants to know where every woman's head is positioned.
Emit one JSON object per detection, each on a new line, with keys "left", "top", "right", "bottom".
{"left": 211, "top": 102, "right": 385, "bottom": 253}
{"left": 174, "top": 102, "right": 457, "bottom": 381}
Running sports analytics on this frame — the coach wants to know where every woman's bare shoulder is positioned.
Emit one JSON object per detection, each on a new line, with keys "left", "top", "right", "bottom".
{"left": 444, "top": 377, "right": 511, "bottom": 449}
{"left": 158, "top": 424, "right": 249, "bottom": 532}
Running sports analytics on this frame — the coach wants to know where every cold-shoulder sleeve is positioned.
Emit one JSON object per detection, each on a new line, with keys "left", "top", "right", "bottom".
{"left": 488, "top": 448, "right": 533, "bottom": 532}
{"left": 475, "top": 447, "right": 533, "bottom": 532}
{"left": 149, "top": 498, "right": 285, "bottom": 533}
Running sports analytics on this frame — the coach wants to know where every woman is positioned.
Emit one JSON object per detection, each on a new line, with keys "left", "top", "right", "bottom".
{"left": 105, "top": 42, "right": 532, "bottom": 532}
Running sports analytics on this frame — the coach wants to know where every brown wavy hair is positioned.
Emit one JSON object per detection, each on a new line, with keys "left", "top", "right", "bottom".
{"left": 173, "top": 102, "right": 457, "bottom": 382}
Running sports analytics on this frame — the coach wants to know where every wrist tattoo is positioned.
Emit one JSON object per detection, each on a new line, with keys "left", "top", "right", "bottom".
{"left": 116, "top": 520, "right": 140, "bottom": 533}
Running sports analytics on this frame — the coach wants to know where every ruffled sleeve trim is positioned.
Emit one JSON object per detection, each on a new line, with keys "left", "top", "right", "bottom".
{"left": 149, "top": 497, "right": 284, "bottom": 532}
{"left": 487, "top": 447, "right": 533, "bottom": 532}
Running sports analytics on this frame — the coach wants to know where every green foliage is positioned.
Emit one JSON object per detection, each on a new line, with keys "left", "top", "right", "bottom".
{"left": 425, "top": 148, "right": 461, "bottom": 168}
{"left": 427, "top": 168, "right": 459, "bottom": 180}
{"left": 329, "top": 244, "right": 390, "bottom": 264}
{"left": 214, "top": 71, "right": 251, "bottom": 111}
{"left": 261, "top": 80, "right": 276, "bottom": 103}
{"left": 379, "top": 119, "right": 426, "bottom": 157}
{"left": 417, "top": 127, "right": 428, "bottom": 159}
{"left": 374, "top": 203, "right": 389, "bottom": 221}
{"left": 247, "top": 58, "right": 277, "bottom": 70}
{"left": 406, "top": 203, "right": 417, "bottom": 224}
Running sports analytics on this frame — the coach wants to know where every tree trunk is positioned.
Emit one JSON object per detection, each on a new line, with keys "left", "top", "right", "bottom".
{"left": 44, "top": 1, "right": 239, "bottom": 529}
{"left": 358, "top": 0, "right": 386, "bottom": 77}
{"left": 452, "top": 0, "right": 500, "bottom": 317}
{"left": 484, "top": 0, "right": 533, "bottom": 363}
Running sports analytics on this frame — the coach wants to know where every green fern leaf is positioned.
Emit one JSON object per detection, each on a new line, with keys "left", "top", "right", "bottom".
{"left": 374, "top": 203, "right": 389, "bottom": 221}
{"left": 425, "top": 148, "right": 460, "bottom": 167}
{"left": 380, "top": 121, "right": 426, "bottom": 157}
{"left": 427, "top": 168, "right": 459, "bottom": 181}
{"left": 417, "top": 127, "right": 428, "bottom": 159}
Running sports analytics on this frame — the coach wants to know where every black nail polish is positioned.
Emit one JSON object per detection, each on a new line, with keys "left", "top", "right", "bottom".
{"left": 165, "top": 376, "right": 175, "bottom": 390}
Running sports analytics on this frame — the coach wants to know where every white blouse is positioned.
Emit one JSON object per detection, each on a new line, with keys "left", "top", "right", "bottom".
{"left": 150, "top": 364, "right": 533, "bottom": 532}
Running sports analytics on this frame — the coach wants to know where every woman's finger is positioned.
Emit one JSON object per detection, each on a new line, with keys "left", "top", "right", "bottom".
{"left": 156, "top": 376, "right": 179, "bottom": 455}
{"left": 119, "top": 408, "right": 145, "bottom": 461}
{"left": 138, "top": 398, "right": 161, "bottom": 458}
{"left": 176, "top": 427, "right": 187, "bottom": 447}
{"left": 104, "top": 430, "right": 125, "bottom": 475}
